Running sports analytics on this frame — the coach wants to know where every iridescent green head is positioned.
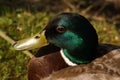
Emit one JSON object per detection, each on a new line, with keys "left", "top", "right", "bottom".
{"left": 14, "top": 13, "right": 98, "bottom": 64}
{"left": 45, "top": 13, "right": 98, "bottom": 64}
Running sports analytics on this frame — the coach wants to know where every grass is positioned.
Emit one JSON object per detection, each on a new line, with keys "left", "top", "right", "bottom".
{"left": 0, "top": 10, "right": 52, "bottom": 80}
{"left": 0, "top": 5, "right": 120, "bottom": 80}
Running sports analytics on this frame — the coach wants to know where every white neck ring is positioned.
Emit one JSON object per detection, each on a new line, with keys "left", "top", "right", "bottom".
{"left": 60, "top": 49, "right": 77, "bottom": 66}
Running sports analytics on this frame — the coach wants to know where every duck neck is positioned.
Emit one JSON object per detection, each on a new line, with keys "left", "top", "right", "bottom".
{"left": 61, "top": 48, "right": 90, "bottom": 65}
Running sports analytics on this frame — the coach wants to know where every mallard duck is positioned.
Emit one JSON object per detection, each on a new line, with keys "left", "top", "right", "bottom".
{"left": 14, "top": 13, "right": 120, "bottom": 80}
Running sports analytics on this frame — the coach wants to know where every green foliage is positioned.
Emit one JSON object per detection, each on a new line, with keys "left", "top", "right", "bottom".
{"left": 0, "top": 9, "right": 51, "bottom": 80}
{"left": 92, "top": 21, "right": 120, "bottom": 45}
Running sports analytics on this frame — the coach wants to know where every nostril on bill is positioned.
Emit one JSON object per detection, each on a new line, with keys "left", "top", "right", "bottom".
{"left": 35, "top": 36, "right": 40, "bottom": 39}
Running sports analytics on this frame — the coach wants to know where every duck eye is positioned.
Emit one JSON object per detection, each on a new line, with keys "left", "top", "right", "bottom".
{"left": 56, "top": 26, "right": 66, "bottom": 33}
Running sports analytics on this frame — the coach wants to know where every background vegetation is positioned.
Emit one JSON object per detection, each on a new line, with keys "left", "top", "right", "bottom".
{"left": 0, "top": 0, "right": 119, "bottom": 80}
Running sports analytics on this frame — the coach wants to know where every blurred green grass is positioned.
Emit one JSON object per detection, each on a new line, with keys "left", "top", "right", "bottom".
{"left": 0, "top": 1, "right": 120, "bottom": 80}
{"left": 0, "top": 10, "right": 52, "bottom": 80}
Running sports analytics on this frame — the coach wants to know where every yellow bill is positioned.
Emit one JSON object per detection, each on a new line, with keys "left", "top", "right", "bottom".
{"left": 13, "top": 31, "right": 48, "bottom": 50}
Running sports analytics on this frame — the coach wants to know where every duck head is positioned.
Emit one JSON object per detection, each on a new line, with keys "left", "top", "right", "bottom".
{"left": 14, "top": 13, "right": 98, "bottom": 64}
